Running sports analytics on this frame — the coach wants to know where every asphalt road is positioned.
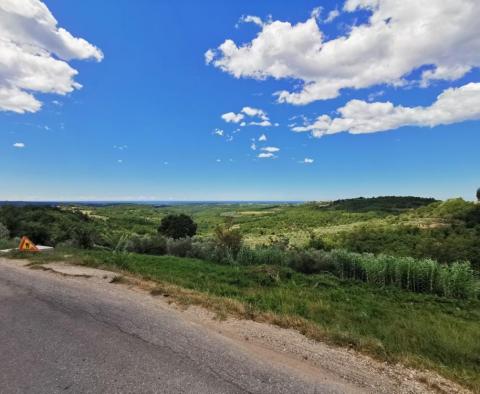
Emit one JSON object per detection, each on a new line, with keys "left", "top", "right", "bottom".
{"left": 0, "top": 259, "right": 357, "bottom": 394}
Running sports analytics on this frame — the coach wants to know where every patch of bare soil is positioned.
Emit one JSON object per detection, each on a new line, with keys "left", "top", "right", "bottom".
{"left": 181, "top": 306, "right": 470, "bottom": 394}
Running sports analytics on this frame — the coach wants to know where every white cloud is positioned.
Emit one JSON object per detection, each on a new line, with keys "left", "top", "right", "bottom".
{"left": 222, "top": 106, "right": 275, "bottom": 127}
{"left": 13, "top": 142, "right": 25, "bottom": 148}
{"left": 207, "top": 1, "right": 480, "bottom": 105}
{"left": 367, "top": 90, "right": 385, "bottom": 102}
{"left": 221, "top": 112, "right": 244, "bottom": 123}
{"left": 249, "top": 120, "right": 272, "bottom": 127}
{"left": 303, "top": 158, "right": 314, "bottom": 163}
{"left": 213, "top": 128, "right": 224, "bottom": 136}
{"left": 258, "top": 152, "right": 275, "bottom": 159}
{"left": 261, "top": 146, "right": 280, "bottom": 153}
{"left": 324, "top": 9, "right": 340, "bottom": 23}
{"left": 311, "top": 7, "right": 322, "bottom": 20}
{"left": 238, "top": 15, "right": 264, "bottom": 28}
{"left": 204, "top": 49, "right": 215, "bottom": 64}
{"left": 241, "top": 106, "right": 269, "bottom": 120}
{"left": 250, "top": 142, "right": 257, "bottom": 150}
{"left": 0, "top": 0, "right": 103, "bottom": 113}
{"left": 293, "top": 82, "right": 480, "bottom": 136}
{"left": 258, "top": 134, "right": 267, "bottom": 141}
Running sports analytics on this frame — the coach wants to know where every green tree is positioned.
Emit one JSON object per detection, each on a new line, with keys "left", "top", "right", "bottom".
{"left": 158, "top": 214, "right": 197, "bottom": 239}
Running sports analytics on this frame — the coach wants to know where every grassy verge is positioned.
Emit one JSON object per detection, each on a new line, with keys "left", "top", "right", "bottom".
{"left": 16, "top": 248, "right": 480, "bottom": 391}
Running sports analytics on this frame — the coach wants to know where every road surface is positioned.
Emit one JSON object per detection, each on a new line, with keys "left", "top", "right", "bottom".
{"left": 0, "top": 258, "right": 363, "bottom": 394}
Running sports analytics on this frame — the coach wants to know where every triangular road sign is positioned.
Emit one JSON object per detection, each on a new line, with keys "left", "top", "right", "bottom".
{"left": 19, "top": 236, "right": 39, "bottom": 252}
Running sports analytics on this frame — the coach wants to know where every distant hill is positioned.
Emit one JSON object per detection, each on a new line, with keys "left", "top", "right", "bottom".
{"left": 320, "top": 196, "right": 438, "bottom": 213}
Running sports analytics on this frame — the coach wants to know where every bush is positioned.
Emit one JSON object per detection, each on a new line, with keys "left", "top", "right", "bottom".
{"left": 214, "top": 223, "right": 243, "bottom": 257}
{"left": 308, "top": 233, "right": 331, "bottom": 251}
{"left": 288, "top": 249, "right": 337, "bottom": 275}
{"left": 0, "top": 222, "right": 9, "bottom": 240}
{"left": 124, "top": 234, "right": 167, "bottom": 255}
{"left": 237, "top": 246, "right": 287, "bottom": 266}
{"left": 166, "top": 237, "right": 193, "bottom": 257}
{"left": 187, "top": 240, "right": 216, "bottom": 260}
{"left": 70, "top": 225, "right": 96, "bottom": 249}
{"left": 158, "top": 214, "right": 197, "bottom": 239}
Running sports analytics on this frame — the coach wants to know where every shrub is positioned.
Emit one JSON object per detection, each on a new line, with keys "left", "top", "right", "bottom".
{"left": 70, "top": 225, "right": 96, "bottom": 249}
{"left": 308, "top": 233, "right": 331, "bottom": 251}
{"left": 237, "top": 246, "right": 287, "bottom": 266}
{"left": 288, "top": 249, "right": 337, "bottom": 275}
{"left": 123, "top": 234, "right": 167, "bottom": 255}
{"left": 158, "top": 214, "right": 197, "bottom": 239}
{"left": 147, "top": 235, "right": 168, "bottom": 255}
{"left": 0, "top": 222, "right": 9, "bottom": 240}
{"left": 166, "top": 237, "right": 193, "bottom": 257}
{"left": 188, "top": 240, "right": 217, "bottom": 260}
{"left": 245, "top": 265, "right": 293, "bottom": 287}
{"left": 214, "top": 224, "right": 243, "bottom": 257}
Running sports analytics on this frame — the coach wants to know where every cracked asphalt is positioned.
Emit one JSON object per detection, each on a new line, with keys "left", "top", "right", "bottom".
{"left": 0, "top": 259, "right": 356, "bottom": 393}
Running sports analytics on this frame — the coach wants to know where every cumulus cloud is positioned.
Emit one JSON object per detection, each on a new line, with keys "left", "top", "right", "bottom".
{"left": 0, "top": 0, "right": 103, "bottom": 113}
{"left": 258, "top": 152, "right": 275, "bottom": 159}
{"left": 221, "top": 112, "right": 244, "bottom": 123}
{"left": 261, "top": 146, "right": 279, "bottom": 153}
{"left": 221, "top": 106, "right": 275, "bottom": 127}
{"left": 238, "top": 15, "right": 264, "bottom": 28}
{"left": 258, "top": 133, "right": 267, "bottom": 141}
{"left": 292, "top": 82, "right": 480, "bottom": 136}
{"left": 249, "top": 120, "right": 272, "bottom": 127}
{"left": 207, "top": 1, "right": 480, "bottom": 105}
{"left": 324, "top": 9, "right": 340, "bottom": 23}
{"left": 204, "top": 49, "right": 215, "bottom": 64}
{"left": 13, "top": 142, "right": 25, "bottom": 148}
{"left": 242, "top": 106, "right": 268, "bottom": 120}
{"left": 213, "top": 128, "right": 224, "bottom": 136}
{"left": 303, "top": 158, "right": 314, "bottom": 163}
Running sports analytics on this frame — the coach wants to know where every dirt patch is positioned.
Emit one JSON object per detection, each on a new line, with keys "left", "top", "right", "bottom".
{"left": 29, "top": 262, "right": 117, "bottom": 282}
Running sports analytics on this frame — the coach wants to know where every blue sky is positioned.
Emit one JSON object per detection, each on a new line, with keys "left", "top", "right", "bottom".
{"left": 0, "top": 0, "right": 479, "bottom": 201}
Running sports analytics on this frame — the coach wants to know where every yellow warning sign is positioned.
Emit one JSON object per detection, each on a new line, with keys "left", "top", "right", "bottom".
{"left": 18, "top": 236, "right": 39, "bottom": 252}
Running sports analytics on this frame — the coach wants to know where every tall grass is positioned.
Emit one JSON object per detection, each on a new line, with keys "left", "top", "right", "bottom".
{"left": 232, "top": 246, "right": 478, "bottom": 299}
